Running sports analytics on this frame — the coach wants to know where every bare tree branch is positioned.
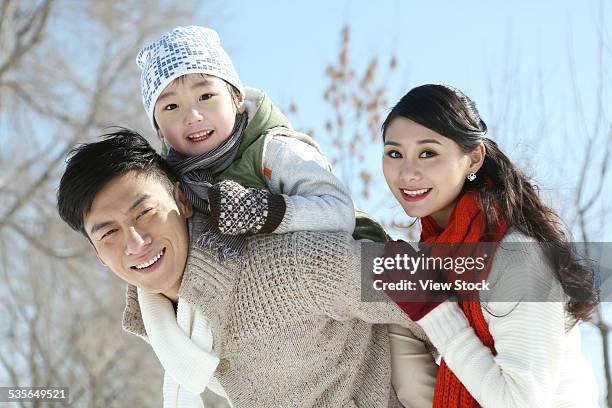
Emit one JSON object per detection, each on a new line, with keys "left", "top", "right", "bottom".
{"left": 0, "top": 0, "right": 53, "bottom": 79}
{"left": 7, "top": 221, "right": 90, "bottom": 260}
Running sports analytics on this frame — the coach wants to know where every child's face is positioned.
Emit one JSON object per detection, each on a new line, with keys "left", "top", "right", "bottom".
{"left": 154, "top": 74, "right": 244, "bottom": 156}
{"left": 383, "top": 117, "right": 482, "bottom": 228}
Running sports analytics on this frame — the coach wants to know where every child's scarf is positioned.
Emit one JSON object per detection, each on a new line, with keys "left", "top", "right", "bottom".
{"left": 166, "top": 111, "right": 248, "bottom": 263}
{"left": 420, "top": 191, "right": 508, "bottom": 408}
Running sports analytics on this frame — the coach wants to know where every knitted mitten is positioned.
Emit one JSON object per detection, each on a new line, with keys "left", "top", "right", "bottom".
{"left": 208, "top": 179, "right": 286, "bottom": 235}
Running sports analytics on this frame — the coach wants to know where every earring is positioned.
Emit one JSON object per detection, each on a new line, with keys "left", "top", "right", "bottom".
{"left": 467, "top": 172, "right": 476, "bottom": 182}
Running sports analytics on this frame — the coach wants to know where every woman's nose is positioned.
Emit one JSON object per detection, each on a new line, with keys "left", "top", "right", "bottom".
{"left": 399, "top": 162, "right": 422, "bottom": 183}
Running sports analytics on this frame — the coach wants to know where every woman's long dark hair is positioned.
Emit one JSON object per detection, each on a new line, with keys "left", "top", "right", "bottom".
{"left": 382, "top": 84, "right": 597, "bottom": 323}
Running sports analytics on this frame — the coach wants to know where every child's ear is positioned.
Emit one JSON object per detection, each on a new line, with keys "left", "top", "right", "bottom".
{"left": 236, "top": 93, "right": 246, "bottom": 114}
{"left": 173, "top": 182, "right": 193, "bottom": 218}
{"left": 468, "top": 143, "right": 486, "bottom": 174}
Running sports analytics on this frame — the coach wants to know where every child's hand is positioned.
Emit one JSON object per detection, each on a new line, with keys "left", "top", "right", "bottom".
{"left": 208, "top": 179, "right": 286, "bottom": 235}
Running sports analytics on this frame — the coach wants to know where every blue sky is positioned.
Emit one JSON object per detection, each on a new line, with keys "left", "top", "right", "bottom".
{"left": 219, "top": 0, "right": 601, "bottom": 119}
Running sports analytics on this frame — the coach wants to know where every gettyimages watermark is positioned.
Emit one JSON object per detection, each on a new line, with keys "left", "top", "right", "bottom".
{"left": 360, "top": 241, "right": 611, "bottom": 303}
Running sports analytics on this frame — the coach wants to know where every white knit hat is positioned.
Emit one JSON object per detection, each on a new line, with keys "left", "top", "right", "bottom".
{"left": 137, "top": 26, "right": 244, "bottom": 130}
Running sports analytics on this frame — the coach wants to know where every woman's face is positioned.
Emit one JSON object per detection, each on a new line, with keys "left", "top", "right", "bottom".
{"left": 383, "top": 117, "right": 481, "bottom": 228}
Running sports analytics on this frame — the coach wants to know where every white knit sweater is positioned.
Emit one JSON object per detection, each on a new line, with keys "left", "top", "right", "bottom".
{"left": 408, "top": 230, "right": 599, "bottom": 408}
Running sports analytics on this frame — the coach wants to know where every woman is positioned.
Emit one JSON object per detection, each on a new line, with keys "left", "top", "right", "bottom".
{"left": 382, "top": 84, "right": 599, "bottom": 407}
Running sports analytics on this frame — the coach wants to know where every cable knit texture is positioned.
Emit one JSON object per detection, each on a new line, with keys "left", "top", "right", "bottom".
{"left": 122, "top": 212, "right": 436, "bottom": 407}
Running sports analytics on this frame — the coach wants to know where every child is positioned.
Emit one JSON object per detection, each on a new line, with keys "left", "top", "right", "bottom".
{"left": 381, "top": 84, "right": 599, "bottom": 407}
{"left": 136, "top": 27, "right": 430, "bottom": 407}
{"left": 137, "top": 26, "right": 387, "bottom": 262}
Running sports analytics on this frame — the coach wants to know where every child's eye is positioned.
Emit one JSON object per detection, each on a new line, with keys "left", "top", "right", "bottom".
{"left": 386, "top": 150, "right": 402, "bottom": 159}
{"left": 163, "top": 103, "right": 178, "bottom": 111}
{"left": 419, "top": 150, "right": 437, "bottom": 159}
{"left": 199, "top": 93, "right": 213, "bottom": 101}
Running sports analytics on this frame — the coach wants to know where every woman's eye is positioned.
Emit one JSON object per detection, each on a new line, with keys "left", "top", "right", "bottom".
{"left": 419, "top": 150, "right": 437, "bottom": 159}
{"left": 199, "top": 93, "right": 213, "bottom": 101}
{"left": 163, "top": 103, "right": 178, "bottom": 111}
{"left": 101, "top": 229, "right": 117, "bottom": 240}
{"left": 386, "top": 150, "right": 402, "bottom": 159}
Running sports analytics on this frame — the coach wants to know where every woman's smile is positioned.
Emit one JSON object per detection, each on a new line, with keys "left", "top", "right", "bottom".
{"left": 399, "top": 187, "right": 432, "bottom": 202}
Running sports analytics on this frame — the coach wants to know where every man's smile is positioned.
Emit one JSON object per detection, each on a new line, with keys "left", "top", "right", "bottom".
{"left": 131, "top": 247, "right": 166, "bottom": 273}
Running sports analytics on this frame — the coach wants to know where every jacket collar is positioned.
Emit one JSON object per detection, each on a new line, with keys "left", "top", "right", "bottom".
{"left": 236, "top": 87, "right": 293, "bottom": 158}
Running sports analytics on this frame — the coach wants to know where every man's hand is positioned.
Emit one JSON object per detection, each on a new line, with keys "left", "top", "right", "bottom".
{"left": 208, "top": 179, "right": 286, "bottom": 235}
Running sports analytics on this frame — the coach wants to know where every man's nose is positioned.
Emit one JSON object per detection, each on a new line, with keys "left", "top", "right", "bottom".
{"left": 124, "top": 226, "right": 151, "bottom": 255}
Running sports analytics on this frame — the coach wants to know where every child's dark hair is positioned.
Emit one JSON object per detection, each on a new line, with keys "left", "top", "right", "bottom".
{"left": 382, "top": 84, "right": 597, "bottom": 324}
{"left": 57, "top": 128, "right": 179, "bottom": 236}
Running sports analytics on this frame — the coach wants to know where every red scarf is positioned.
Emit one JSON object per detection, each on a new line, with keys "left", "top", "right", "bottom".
{"left": 420, "top": 191, "right": 508, "bottom": 408}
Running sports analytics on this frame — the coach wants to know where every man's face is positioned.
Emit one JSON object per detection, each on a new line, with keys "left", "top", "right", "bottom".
{"left": 84, "top": 171, "right": 192, "bottom": 301}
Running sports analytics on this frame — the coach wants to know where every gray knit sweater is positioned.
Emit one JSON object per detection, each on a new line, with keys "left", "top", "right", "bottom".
{"left": 122, "top": 213, "right": 436, "bottom": 407}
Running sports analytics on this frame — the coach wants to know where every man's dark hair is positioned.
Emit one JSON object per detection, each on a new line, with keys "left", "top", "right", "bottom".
{"left": 57, "top": 128, "right": 179, "bottom": 236}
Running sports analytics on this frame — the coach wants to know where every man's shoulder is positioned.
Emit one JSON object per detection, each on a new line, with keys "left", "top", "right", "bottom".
{"left": 187, "top": 213, "right": 361, "bottom": 271}
{"left": 249, "top": 230, "right": 355, "bottom": 245}
{"left": 246, "top": 231, "right": 358, "bottom": 265}
{"left": 188, "top": 211, "right": 209, "bottom": 239}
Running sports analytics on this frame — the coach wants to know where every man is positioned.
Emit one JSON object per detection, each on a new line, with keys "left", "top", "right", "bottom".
{"left": 57, "top": 129, "right": 436, "bottom": 407}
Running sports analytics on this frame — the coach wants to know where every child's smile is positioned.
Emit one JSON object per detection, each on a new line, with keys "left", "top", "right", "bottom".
{"left": 154, "top": 74, "right": 244, "bottom": 157}
{"left": 187, "top": 128, "right": 213, "bottom": 140}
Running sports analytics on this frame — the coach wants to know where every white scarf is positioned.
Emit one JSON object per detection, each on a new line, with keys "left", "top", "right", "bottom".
{"left": 137, "top": 288, "right": 231, "bottom": 407}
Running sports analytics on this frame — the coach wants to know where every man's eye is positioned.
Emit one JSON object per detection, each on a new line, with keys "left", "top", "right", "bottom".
{"left": 199, "top": 93, "right": 213, "bottom": 101}
{"left": 101, "top": 229, "right": 117, "bottom": 240}
{"left": 419, "top": 150, "right": 437, "bottom": 158}
{"left": 386, "top": 150, "right": 402, "bottom": 159}
{"left": 136, "top": 208, "right": 153, "bottom": 220}
{"left": 163, "top": 103, "right": 178, "bottom": 111}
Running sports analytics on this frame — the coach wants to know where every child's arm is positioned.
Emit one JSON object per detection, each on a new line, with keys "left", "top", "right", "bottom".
{"left": 262, "top": 135, "right": 355, "bottom": 234}
{"left": 208, "top": 135, "right": 355, "bottom": 236}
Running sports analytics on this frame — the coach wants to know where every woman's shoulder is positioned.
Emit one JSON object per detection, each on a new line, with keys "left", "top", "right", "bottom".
{"left": 496, "top": 228, "right": 545, "bottom": 262}
{"left": 500, "top": 228, "right": 537, "bottom": 243}
{"left": 487, "top": 228, "right": 564, "bottom": 303}
{"left": 496, "top": 228, "right": 547, "bottom": 267}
